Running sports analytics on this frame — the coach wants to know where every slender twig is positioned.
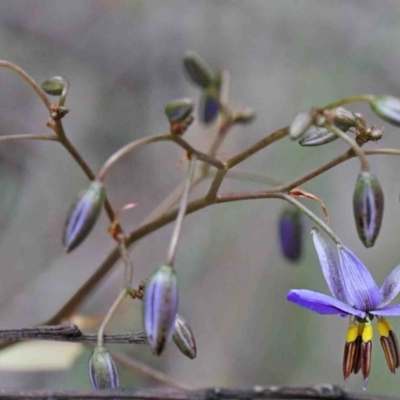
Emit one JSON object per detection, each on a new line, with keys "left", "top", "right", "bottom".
{"left": 97, "top": 289, "right": 128, "bottom": 347}
{"left": 0, "top": 384, "right": 391, "bottom": 400}
{"left": 97, "top": 135, "right": 172, "bottom": 180}
{"left": 105, "top": 349, "right": 191, "bottom": 390}
{"left": 205, "top": 169, "right": 227, "bottom": 201}
{"left": 172, "top": 136, "right": 225, "bottom": 169}
{"left": 323, "top": 94, "right": 374, "bottom": 110}
{"left": 0, "top": 324, "right": 147, "bottom": 344}
{"left": 326, "top": 124, "right": 369, "bottom": 171}
{"left": 0, "top": 61, "right": 52, "bottom": 111}
{"left": 166, "top": 156, "right": 197, "bottom": 267}
{"left": 0, "top": 134, "right": 58, "bottom": 142}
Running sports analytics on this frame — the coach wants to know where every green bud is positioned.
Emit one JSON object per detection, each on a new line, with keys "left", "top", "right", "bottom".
{"left": 173, "top": 314, "right": 197, "bottom": 359}
{"left": 370, "top": 96, "right": 400, "bottom": 127}
{"left": 164, "top": 98, "right": 194, "bottom": 124}
{"left": 41, "top": 76, "right": 68, "bottom": 96}
{"left": 63, "top": 180, "right": 105, "bottom": 252}
{"left": 143, "top": 264, "right": 178, "bottom": 355}
{"left": 289, "top": 111, "right": 313, "bottom": 139}
{"left": 332, "top": 107, "right": 357, "bottom": 131}
{"left": 88, "top": 346, "right": 119, "bottom": 390}
{"left": 183, "top": 51, "right": 215, "bottom": 89}
{"left": 353, "top": 171, "right": 384, "bottom": 248}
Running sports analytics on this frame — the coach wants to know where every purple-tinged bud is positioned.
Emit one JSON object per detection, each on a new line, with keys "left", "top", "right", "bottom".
{"left": 88, "top": 346, "right": 119, "bottom": 390}
{"left": 164, "top": 98, "right": 194, "bottom": 124}
{"left": 299, "top": 126, "right": 338, "bottom": 147}
{"left": 173, "top": 314, "right": 197, "bottom": 359}
{"left": 199, "top": 94, "right": 219, "bottom": 125}
{"left": 183, "top": 51, "right": 215, "bottom": 89}
{"left": 370, "top": 96, "right": 400, "bottom": 127}
{"left": 63, "top": 180, "right": 105, "bottom": 252}
{"left": 289, "top": 111, "right": 312, "bottom": 139}
{"left": 143, "top": 264, "right": 178, "bottom": 355}
{"left": 353, "top": 171, "right": 384, "bottom": 248}
{"left": 278, "top": 207, "right": 303, "bottom": 262}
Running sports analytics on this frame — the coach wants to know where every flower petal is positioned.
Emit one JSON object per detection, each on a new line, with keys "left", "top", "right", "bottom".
{"left": 380, "top": 262, "right": 400, "bottom": 307}
{"left": 287, "top": 289, "right": 366, "bottom": 318}
{"left": 312, "top": 229, "right": 350, "bottom": 303}
{"left": 338, "top": 246, "right": 381, "bottom": 311}
{"left": 371, "top": 304, "right": 400, "bottom": 317}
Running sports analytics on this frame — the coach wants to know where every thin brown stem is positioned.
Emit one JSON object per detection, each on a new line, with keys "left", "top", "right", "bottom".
{"left": 166, "top": 156, "right": 197, "bottom": 267}
{"left": 0, "top": 60, "right": 52, "bottom": 111}
{"left": 0, "top": 134, "right": 58, "bottom": 142}
{"left": 97, "top": 134, "right": 172, "bottom": 180}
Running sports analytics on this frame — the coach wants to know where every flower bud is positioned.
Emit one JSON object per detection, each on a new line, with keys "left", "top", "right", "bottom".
{"left": 299, "top": 126, "right": 338, "bottom": 147}
{"left": 278, "top": 207, "right": 303, "bottom": 262}
{"left": 164, "top": 98, "right": 194, "bottom": 124}
{"left": 183, "top": 51, "right": 215, "bottom": 89}
{"left": 199, "top": 94, "right": 219, "bottom": 125}
{"left": 332, "top": 107, "right": 357, "bottom": 131}
{"left": 353, "top": 171, "right": 384, "bottom": 248}
{"left": 173, "top": 314, "right": 197, "bottom": 359}
{"left": 88, "top": 346, "right": 119, "bottom": 390}
{"left": 370, "top": 96, "right": 400, "bottom": 127}
{"left": 234, "top": 107, "right": 256, "bottom": 125}
{"left": 63, "top": 180, "right": 105, "bottom": 252}
{"left": 41, "top": 76, "right": 67, "bottom": 96}
{"left": 143, "top": 264, "right": 178, "bottom": 355}
{"left": 289, "top": 111, "right": 313, "bottom": 139}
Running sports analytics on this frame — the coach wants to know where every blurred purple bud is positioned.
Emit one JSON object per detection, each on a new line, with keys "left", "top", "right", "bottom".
{"left": 199, "top": 94, "right": 219, "bottom": 125}
{"left": 353, "top": 171, "right": 384, "bottom": 248}
{"left": 279, "top": 207, "right": 303, "bottom": 262}
{"left": 63, "top": 180, "right": 105, "bottom": 252}
{"left": 143, "top": 264, "right": 178, "bottom": 355}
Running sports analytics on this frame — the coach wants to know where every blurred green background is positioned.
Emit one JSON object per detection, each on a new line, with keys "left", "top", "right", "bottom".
{"left": 0, "top": 0, "right": 400, "bottom": 395}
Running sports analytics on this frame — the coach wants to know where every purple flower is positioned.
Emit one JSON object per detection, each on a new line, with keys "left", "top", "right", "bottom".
{"left": 287, "top": 228, "right": 400, "bottom": 388}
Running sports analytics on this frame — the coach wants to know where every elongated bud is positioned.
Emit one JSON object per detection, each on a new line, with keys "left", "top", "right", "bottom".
{"left": 353, "top": 171, "right": 384, "bottom": 248}
{"left": 333, "top": 107, "right": 357, "bottom": 131}
{"left": 299, "top": 126, "right": 338, "bottom": 147}
{"left": 199, "top": 94, "right": 219, "bottom": 125}
{"left": 289, "top": 111, "right": 312, "bottom": 139}
{"left": 164, "top": 98, "right": 194, "bottom": 124}
{"left": 143, "top": 264, "right": 178, "bottom": 355}
{"left": 183, "top": 51, "right": 215, "bottom": 89}
{"left": 173, "top": 314, "right": 197, "bottom": 359}
{"left": 88, "top": 346, "right": 119, "bottom": 390}
{"left": 278, "top": 207, "right": 303, "bottom": 262}
{"left": 41, "top": 76, "right": 67, "bottom": 96}
{"left": 63, "top": 180, "right": 105, "bottom": 252}
{"left": 370, "top": 96, "right": 400, "bottom": 127}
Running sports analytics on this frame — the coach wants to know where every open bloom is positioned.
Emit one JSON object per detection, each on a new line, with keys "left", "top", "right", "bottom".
{"left": 287, "top": 228, "right": 400, "bottom": 388}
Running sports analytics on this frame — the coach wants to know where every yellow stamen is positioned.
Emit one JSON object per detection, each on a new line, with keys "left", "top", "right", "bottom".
{"left": 346, "top": 324, "right": 359, "bottom": 343}
{"left": 377, "top": 318, "right": 391, "bottom": 338}
{"left": 362, "top": 323, "right": 373, "bottom": 343}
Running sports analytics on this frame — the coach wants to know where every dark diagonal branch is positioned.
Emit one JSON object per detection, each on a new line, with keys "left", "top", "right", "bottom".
{"left": 0, "top": 384, "right": 393, "bottom": 400}
{"left": 0, "top": 324, "right": 147, "bottom": 344}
